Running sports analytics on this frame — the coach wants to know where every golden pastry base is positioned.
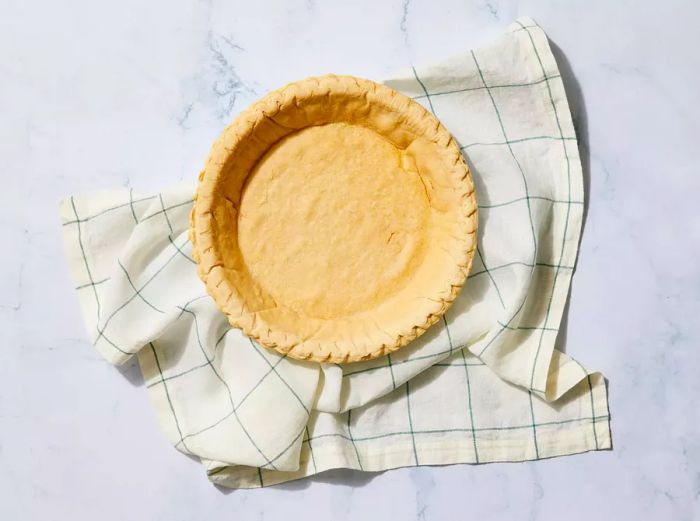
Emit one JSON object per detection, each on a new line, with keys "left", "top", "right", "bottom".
{"left": 191, "top": 75, "right": 477, "bottom": 363}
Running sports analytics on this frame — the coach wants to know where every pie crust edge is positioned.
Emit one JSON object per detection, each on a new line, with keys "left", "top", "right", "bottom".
{"left": 190, "top": 75, "right": 478, "bottom": 364}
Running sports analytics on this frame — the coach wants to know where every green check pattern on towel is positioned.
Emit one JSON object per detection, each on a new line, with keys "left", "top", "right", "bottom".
{"left": 60, "top": 18, "right": 611, "bottom": 489}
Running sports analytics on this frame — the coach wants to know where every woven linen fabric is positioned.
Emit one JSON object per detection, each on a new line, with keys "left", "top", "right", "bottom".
{"left": 60, "top": 18, "right": 611, "bottom": 489}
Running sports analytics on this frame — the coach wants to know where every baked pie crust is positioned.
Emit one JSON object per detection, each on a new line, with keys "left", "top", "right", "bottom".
{"left": 191, "top": 75, "right": 477, "bottom": 363}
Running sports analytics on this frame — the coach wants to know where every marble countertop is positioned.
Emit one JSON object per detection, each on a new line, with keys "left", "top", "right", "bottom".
{"left": 2, "top": 0, "right": 699, "bottom": 519}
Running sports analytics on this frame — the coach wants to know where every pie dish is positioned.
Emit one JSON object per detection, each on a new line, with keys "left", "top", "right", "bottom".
{"left": 190, "top": 75, "right": 477, "bottom": 363}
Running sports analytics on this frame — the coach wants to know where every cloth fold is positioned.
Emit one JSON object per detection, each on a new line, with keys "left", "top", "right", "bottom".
{"left": 60, "top": 17, "right": 611, "bottom": 488}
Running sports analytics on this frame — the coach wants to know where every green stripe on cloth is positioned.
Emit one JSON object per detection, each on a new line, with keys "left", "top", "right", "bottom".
{"left": 413, "top": 74, "right": 562, "bottom": 100}
{"left": 129, "top": 188, "right": 139, "bottom": 224}
{"left": 347, "top": 409, "right": 364, "bottom": 470}
{"left": 528, "top": 391, "right": 541, "bottom": 458}
{"left": 387, "top": 353, "right": 397, "bottom": 390}
{"left": 412, "top": 66, "right": 435, "bottom": 114}
{"left": 445, "top": 314, "right": 480, "bottom": 463}
{"left": 516, "top": 21, "right": 575, "bottom": 391}
{"left": 306, "top": 415, "right": 610, "bottom": 443}
{"left": 248, "top": 340, "right": 309, "bottom": 415}
{"left": 94, "top": 237, "right": 190, "bottom": 348}
{"left": 174, "top": 294, "right": 209, "bottom": 320}
{"left": 497, "top": 321, "right": 558, "bottom": 332}
{"left": 573, "top": 358, "right": 600, "bottom": 451}
{"left": 158, "top": 193, "right": 174, "bottom": 235}
{"left": 479, "top": 195, "right": 583, "bottom": 209}
{"left": 168, "top": 235, "right": 196, "bottom": 264}
{"left": 304, "top": 426, "right": 318, "bottom": 474}
{"left": 460, "top": 348, "right": 480, "bottom": 463}
{"left": 405, "top": 381, "right": 419, "bottom": 465}
{"left": 411, "top": 64, "right": 512, "bottom": 370}
{"left": 75, "top": 277, "right": 110, "bottom": 291}
{"left": 460, "top": 135, "right": 576, "bottom": 150}
{"left": 179, "top": 307, "right": 278, "bottom": 470}
{"left": 467, "top": 49, "right": 543, "bottom": 357}
{"left": 443, "top": 315, "right": 454, "bottom": 356}
{"left": 62, "top": 195, "right": 157, "bottom": 226}
{"left": 433, "top": 361, "right": 485, "bottom": 368}
{"left": 149, "top": 342, "right": 190, "bottom": 452}
{"left": 343, "top": 344, "right": 464, "bottom": 378}
{"left": 264, "top": 426, "right": 307, "bottom": 469}
{"left": 470, "top": 49, "right": 538, "bottom": 267}
{"left": 475, "top": 245, "right": 506, "bottom": 308}
{"left": 70, "top": 197, "right": 102, "bottom": 323}
{"left": 118, "top": 259, "right": 164, "bottom": 313}
{"left": 587, "top": 375, "right": 600, "bottom": 450}
{"left": 468, "top": 261, "right": 573, "bottom": 280}
{"left": 140, "top": 199, "right": 194, "bottom": 222}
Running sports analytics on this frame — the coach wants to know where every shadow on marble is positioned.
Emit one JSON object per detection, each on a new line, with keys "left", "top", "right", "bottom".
{"left": 553, "top": 297, "right": 571, "bottom": 354}
{"left": 603, "top": 377, "right": 613, "bottom": 450}
{"left": 214, "top": 469, "right": 386, "bottom": 495}
{"left": 549, "top": 40, "right": 591, "bottom": 239}
{"left": 116, "top": 355, "right": 144, "bottom": 386}
{"left": 213, "top": 468, "right": 383, "bottom": 494}
{"left": 291, "top": 468, "right": 382, "bottom": 489}
{"left": 548, "top": 40, "right": 591, "bottom": 356}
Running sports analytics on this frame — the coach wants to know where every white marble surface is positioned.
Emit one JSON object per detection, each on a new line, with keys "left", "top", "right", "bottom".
{"left": 2, "top": 0, "right": 699, "bottom": 519}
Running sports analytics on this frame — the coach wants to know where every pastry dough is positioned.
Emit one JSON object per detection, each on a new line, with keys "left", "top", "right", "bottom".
{"left": 191, "top": 75, "right": 477, "bottom": 363}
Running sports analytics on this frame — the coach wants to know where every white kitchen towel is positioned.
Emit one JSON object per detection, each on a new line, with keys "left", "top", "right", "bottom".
{"left": 60, "top": 18, "right": 611, "bottom": 488}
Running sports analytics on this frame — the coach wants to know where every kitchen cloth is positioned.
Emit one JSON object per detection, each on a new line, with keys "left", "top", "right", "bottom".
{"left": 60, "top": 18, "right": 611, "bottom": 489}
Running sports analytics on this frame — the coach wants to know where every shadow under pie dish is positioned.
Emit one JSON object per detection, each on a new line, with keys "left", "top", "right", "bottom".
{"left": 190, "top": 75, "right": 477, "bottom": 363}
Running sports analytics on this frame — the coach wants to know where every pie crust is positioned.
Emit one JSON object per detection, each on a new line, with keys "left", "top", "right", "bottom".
{"left": 191, "top": 75, "right": 477, "bottom": 363}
